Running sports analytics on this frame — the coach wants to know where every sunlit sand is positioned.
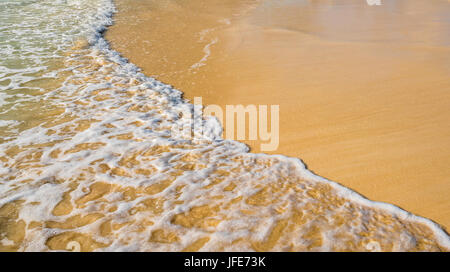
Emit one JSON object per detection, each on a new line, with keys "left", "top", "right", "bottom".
{"left": 107, "top": 0, "right": 450, "bottom": 229}
{"left": 0, "top": 0, "right": 449, "bottom": 252}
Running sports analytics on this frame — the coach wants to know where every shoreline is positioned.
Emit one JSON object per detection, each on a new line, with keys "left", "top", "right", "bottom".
{"left": 105, "top": 0, "right": 450, "bottom": 230}
{"left": 1, "top": 0, "right": 450, "bottom": 251}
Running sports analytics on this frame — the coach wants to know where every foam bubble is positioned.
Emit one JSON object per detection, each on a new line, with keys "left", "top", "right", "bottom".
{"left": 0, "top": 0, "right": 448, "bottom": 252}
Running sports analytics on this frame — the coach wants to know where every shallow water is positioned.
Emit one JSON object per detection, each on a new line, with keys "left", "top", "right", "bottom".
{"left": 106, "top": 0, "right": 450, "bottom": 228}
{"left": 0, "top": 0, "right": 111, "bottom": 142}
{"left": 0, "top": 0, "right": 449, "bottom": 251}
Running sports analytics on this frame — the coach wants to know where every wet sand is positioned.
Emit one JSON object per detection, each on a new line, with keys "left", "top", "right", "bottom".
{"left": 106, "top": 0, "right": 450, "bottom": 229}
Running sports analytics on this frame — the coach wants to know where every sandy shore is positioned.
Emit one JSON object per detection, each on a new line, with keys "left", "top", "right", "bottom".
{"left": 106, "top": 0, "right": 450, "bottom": 229}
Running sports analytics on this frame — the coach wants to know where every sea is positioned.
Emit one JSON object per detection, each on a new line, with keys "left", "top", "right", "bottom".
{"left": 0, "top": 0, "right": 449, "bottom": 251}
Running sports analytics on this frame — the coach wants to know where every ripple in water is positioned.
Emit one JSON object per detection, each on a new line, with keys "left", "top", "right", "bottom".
{"left": 0, "top": 0, "right": 449, "bottom": 251}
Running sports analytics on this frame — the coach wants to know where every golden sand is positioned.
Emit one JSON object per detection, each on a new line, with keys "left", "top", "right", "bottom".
{"left": 1, "top": 39, "right": 448, "bottom": 252}
{"left": 106, "top": 0, "right": 450, "bottom": 229}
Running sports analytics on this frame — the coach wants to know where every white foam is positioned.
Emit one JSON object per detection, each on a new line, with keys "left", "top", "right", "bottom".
{"left": 0, "top": 120, "right": 19, "bottom": 127}
{"left": 0, "top": 0, "right": 448, "bottom": 252}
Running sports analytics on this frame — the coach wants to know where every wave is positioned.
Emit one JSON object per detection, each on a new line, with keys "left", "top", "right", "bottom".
{"left": 0, "top": 0, "right": 448, "bottom": 251}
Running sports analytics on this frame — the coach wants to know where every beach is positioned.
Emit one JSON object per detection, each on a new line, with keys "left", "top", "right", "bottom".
{"left": 0, "top": 0, "right": 449, "bottom": 252}
{"left": 107, "top": 0, "right": 450, "bottom": 229}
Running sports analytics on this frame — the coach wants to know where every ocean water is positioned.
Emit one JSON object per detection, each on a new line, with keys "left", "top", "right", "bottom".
{"left": 0, "top": 0, "right": 449, "bottom": 251}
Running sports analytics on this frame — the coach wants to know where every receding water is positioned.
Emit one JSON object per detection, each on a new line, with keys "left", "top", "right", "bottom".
{"left": 0, "top": 0, "right": 110, "bottom": 142}
{"left": 0, "top": 0, "right": 449, "bottom": 251}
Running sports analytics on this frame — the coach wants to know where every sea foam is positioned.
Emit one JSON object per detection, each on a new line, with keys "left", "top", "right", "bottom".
{"left": 0, "top": 0, "right": 449, "bottom": 252}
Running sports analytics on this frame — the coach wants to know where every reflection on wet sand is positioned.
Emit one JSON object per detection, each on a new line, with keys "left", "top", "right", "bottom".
{"left": 1, "top": 0, "right": 450, "bottom": 252}
{"left": 107, "top": 0, "right": 450, "bottom": 228}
